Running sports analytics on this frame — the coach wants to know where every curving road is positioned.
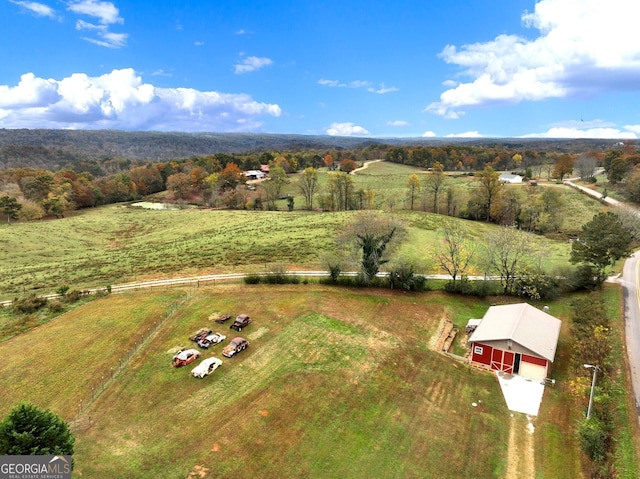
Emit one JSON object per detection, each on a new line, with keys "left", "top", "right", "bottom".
{"left": 565, "top": 176, "right": 640, "bottom": 420}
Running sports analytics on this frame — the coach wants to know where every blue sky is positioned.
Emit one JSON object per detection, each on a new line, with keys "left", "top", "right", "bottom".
{"left": 1, "top": 0, "right": 639, "bottom": 139}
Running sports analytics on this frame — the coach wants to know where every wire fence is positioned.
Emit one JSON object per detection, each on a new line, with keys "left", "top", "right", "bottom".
{"left": 69, "top": 292, "right": 191, "bottom": 430}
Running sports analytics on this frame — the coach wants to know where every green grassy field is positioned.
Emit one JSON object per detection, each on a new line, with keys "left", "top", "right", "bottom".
{"left": 0, "top": 160, "right": 607, "bottom": 301}
{"left": 0, "top": 207, "right": 350, "bottom": 300}
{"left": 286, "top": 161, "right": 604, "bottom": 232}
{"left": 0, "top": 284, "right": 590, "bottom": 478}
{"left": 0, "top": 203, "right": 591, "bottom": 302}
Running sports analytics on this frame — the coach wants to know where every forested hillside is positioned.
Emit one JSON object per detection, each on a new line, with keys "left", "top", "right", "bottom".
{"left": 0, "top": 129, "right": 628, "bottom": 172}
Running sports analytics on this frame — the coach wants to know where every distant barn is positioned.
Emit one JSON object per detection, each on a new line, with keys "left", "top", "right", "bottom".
{"left": 499, "top": 173, "right": 523, "bottom": 184}
{"left": 244, "top": 170, "right": 266, "bottom": 180}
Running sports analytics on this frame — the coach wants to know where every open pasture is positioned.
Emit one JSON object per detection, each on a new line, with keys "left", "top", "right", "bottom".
{"left": 0, "top": 201, "right": 583, "bottom": 301}
{"left": 0, "top": 207, "right": 351, "bottom": 300}
{"left": 0, "top": 284, "right": 584, "bottom": 478}
{"left": 0, "top": 160, "right": 604, "bottom": 301}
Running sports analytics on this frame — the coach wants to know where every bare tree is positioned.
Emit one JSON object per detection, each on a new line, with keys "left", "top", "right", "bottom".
{"left": 406, "top": 174, "right": 421, "bottom": 211}
{"left": 476, "top": 165, "right": 504, "bottom": 222}
{"left": 575, "top": 154, "right": 597, "bottom": 180}
{"left": 327, "top": 172, "right": 354, "bottom": 211}
{"left": 485, "top": 225, "right": 540, "bottom": 294}
{"left": 424, "top": 162, "right": 446, "bottom": 213}
{"left": 436, "top": 220, "right": 475, "bottom": 282}
{"left": 298, "top": 167, "right": 319, "bottom": 210}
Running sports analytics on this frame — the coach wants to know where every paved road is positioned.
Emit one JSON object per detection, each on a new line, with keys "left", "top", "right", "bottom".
{"left": 620, "top": 251, "right": 640, "bottom": 420}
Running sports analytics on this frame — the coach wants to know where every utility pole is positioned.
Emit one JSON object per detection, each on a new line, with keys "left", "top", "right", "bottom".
{"left": 584, "top": 364, "right": 599, "bottom": 419}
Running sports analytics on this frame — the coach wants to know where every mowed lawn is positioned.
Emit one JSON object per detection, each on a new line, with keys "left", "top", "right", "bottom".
{"left": 0, "top": 284, "right": 583, "bottom": 478}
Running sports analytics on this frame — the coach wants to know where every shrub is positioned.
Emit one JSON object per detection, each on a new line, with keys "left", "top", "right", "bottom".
{"left": 328, "top": 264, "right": 341, "bottom": 283}
{"left": 388, "top": 264, "right": 427, "bottom": 291}
{"left": 243, "top": 274, "right": 262, "bottom": 284}
{"left": 561, "top": 265, "right": 600, "bottom": 292}
{"left": 578, "top": 417, "right": 608, "bottom": 464}
{"left": 444, "top": 277, "right": 474, "bottom": 295}
{"left": 471, "top": 279, "right": 501, "bottom": 297}
{"left": 513, "top": 270, "right": 560, "bottom": 300}
{"left": 63, "top": 290, "right": 82, "bottom": 303}
{"left": 48, "top": 300, "right": 64, "bottom": 313}
{"left": 56, "top": 285, "right": 70, "bottom": 297}
{"left": 18, "top": 200, "right": 45, "bottom": 221}
{"left": 13, "top": 294, "right": 47, "bottom": 314}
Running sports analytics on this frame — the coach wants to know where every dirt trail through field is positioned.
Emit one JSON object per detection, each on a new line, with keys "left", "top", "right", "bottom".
{"left": 350, "top": 159, "right": 382, "bottom": 175}
{"left": 504, "top": 414, "right": 535, "bottom": 479}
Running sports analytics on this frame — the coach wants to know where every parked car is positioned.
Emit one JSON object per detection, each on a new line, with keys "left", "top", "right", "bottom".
{"left": 197, "top": 332, "right": 226, "bottom": 349}
{"left": 230, "top": 314, "right": 251, "bottom": 332}
{"left": 189, "top": 328, "right": 212, "bottom": 342}
{"left": 172, "top": 349, "right": 201, "bottom": 367}
{"left": 191, "top": 357, "right": 223, "bottom": 378}
{"left": 222, "top": 337, "right": 249, "bottom": 357}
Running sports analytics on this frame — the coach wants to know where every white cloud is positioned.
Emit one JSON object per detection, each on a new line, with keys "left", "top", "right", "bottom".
{"left": 83, "top": 31, "right": 127, "bottom": 48}
{"left": 445, "top": 131, "right": 483, "bottom": 138}
{"left": 521, "top": 127, "right": 637, "bottom": 139}
{"left": 234, "top": 56, "right": 273, "bottom": 74}
{"left": 318, "top": 79, "right": 339, "bottom": 87}
{"left": 325, "top": 122, "right": 370, "bottom": 136}
{"left": 151, "top": 69, "right": 172, "bottom": 77}
{"left": 194, "top": 41, "right": 204, "bottom": 46}
{"left": 319, "top": 78, "right": 397, "bottom": 94}
{"left": 9, "top": 0, "right": 55, "bottom": 18}
{"left": 0, "top": 69, "right": 282, "bottom": 132}
{"left": 368, "top": 84, "right": 399, "bottom": 94}
{"left": 67, "top": 0, "right": 126, "bottom": 47}
{"left": 76, "top": 19, "right": 101, "bottom": 30}
{"left": 0, "top": 73, "right": 60, "bottom": 108}
{"left": 422, "top": 130, "right": 437, "bottom": 137}
{"left": 67, "top": 0, "right": 122, "bottom": 24}
{"left": 387, "top": 120, "right": 408, "bottom": 127}
{"left": 348, "top": 80, "right": 371, "bottom": 88}
{"left": 427, "top": 0, "right": 640, "bottom": 118}
{"left": 318, "top": 79, "right": 370, "bottom": 88}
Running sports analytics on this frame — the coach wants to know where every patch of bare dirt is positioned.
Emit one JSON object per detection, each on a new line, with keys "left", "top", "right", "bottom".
{"left": 186, "top": 465, "right": 210, "bottom": 478}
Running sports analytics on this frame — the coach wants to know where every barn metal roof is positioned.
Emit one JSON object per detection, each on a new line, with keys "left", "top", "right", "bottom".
{"left": 468, "top": 303, "right": 561, "bottom": 362}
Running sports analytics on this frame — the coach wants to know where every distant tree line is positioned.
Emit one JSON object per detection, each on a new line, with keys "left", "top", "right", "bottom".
{"left": 2, "top": 140, "right": 640, "bottom": 222}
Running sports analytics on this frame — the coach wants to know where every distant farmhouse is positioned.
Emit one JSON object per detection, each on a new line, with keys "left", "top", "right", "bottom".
{"left": 498, "top": 173, "right": 523, "bottom": 184}
{"left": 467, "top": 303, "right": 561, "bottom": 381}
{"left": 244, "top": 170, "right": 266, "bottom": 180}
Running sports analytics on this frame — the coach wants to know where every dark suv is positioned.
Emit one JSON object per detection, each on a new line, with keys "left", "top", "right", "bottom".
{"left": 230, "top": 314, "right": 251, "bottom": 332}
